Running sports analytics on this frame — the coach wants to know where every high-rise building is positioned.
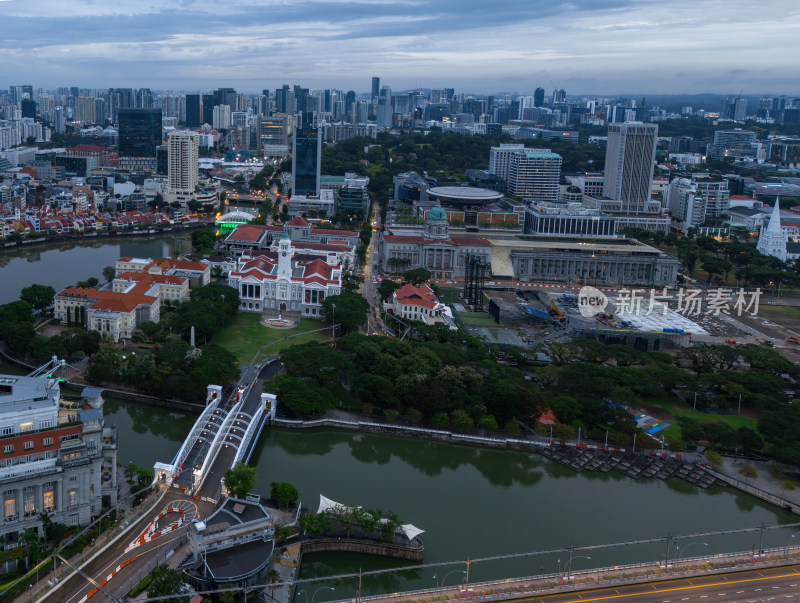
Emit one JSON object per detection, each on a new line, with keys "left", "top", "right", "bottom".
{"left": 275, "top": 85, "right": 290, "bottom": 113}
{"left": 20, "top": 99, "right": 36, "bottom": 119}
{"left": 75, "top": 97, "right": 97, "bottom": 124}
{"left": 696, "top": 180, "right": 730, "bottom": 218}
{"left": 292, "top": 112, "right": 321, "bottom": 197}
{"left": 212, "top": 105, "right": 231, "bottom": 130}
{"left": 371, "top": 77, "right": 380, "bottom": 101}
{"left": 167, "top": 131, "right": 199, "bottom": 202}
{"left": 118, "top": 108, "right": 163, "bottom": 158}
{"left": 489, "top": 143, "right": 526, "bottom": 181}
{"left": 603, "top": 122, "right": 658, "bottom": 214}
{"left": 534, "top": 87, "right": 545, "bottom": 107}
{"left": 259, "top": 114, "right": 290, "bottom": 153}
{"left": 508, "top": 149, "right": 562, "bottom": 202}
{"left": 202, "top": 94, "right": 214, "bottom": 126}
{"left": 553, "top": 88, "right": 566, "bottom": 104}
{"left": 185, "top": 94, "right": 201, "bottom": 127}
{"left": 377, "top": 86, "right": 392, "bottom": 127}
{"left": 54, "top": 106, "right": 65, "bottom": 134}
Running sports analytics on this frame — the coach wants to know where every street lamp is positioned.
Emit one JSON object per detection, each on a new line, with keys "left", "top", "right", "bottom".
{"left": 677, "top": 541, "right": 708, "bottom": 562}
{"left": 785, "top": 532, "right": 797, "bottom": 556}
{"left": 566, "top": 554, "right": 591, "bottom": 579}
{"left": 297, "top": 586, "right": 335, "bottom": 603}
{"left": 331, "top": 303, "right": 336, "bottom": 342}
{"left": 433, "top": 570, "right": 466, "bottom": 589}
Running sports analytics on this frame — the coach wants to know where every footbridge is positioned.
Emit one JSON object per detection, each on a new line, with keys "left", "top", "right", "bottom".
{"left": 154, "top": 357, "right": 279, "bottom": 500}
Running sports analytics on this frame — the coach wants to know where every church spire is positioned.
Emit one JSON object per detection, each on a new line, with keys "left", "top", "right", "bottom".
{"left": 757, "top": 197, "right": 787, "bottom": 261}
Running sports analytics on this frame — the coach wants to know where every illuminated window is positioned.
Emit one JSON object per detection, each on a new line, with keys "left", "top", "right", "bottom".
{"left": 68, "top": 490, "right": 78, "bottom": 507}
{"left": 24, "top": 493, "right": 34, "bottom": 515}
{"left": 19, "top": 422, "right": 33, "bottom": 433}
{"left": 4, "top": 495, "right": 15, "bottom": 519}
{"left": 43, "top": 488, "right": 54, "bottom": 512}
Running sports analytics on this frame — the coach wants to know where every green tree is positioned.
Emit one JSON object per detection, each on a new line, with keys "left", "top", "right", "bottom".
{"left": 402, "top": 267, "right": 432, "bottom": 285}
{"left": 451, "top": 409, "right": 474, "bottom": 433}
{"left": 147, "top": 567, "right": 186, "bottom": 601}
{"left": 102, "top": 265, "right": 116, "bottom": 283}
{"left": 322, "top": 292, "right": 369, "bottom": 333}
{"left": 378, "top": 279, "right": 401, "bottom": 302}
{"left": 20, "top": 284, "right": 56, "bottom": 314}
{"left": 270, "top": 481, "right": 299, "bottom": 508}
{"left": 191, "top": 228, "right": 217, "bottom": 253}
{"left": 223, "top": 463, "right": 257, "bottom": 499}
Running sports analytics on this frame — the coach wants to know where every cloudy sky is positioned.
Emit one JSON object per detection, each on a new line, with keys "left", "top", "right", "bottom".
{"left": 1, "top": 0, "right": 798, "bottom": 95}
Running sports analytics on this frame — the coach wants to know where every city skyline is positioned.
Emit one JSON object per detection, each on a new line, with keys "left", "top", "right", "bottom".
{"left": 1, "top": 0, "right": 798, "bottom": 95}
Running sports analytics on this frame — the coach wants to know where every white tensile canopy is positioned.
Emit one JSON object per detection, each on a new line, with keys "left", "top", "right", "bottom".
{"left": 317, "top": 494, "right": 361, "bottom": 515}
{"left": 400, "top": 524, "right": 425, "bottom": 541}
{"left": 317, "top": 495, "right": 424, "bottom": 540}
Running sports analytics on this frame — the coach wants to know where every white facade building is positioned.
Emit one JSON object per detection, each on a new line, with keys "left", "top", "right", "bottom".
{"left": 603, "top": 122, "right": 658, "bottom": 214}
{"left": 167, "top": 131, "right": 199, "bottom": 206}
{"left": 507, "top": 149, "right": 562, "bottom": 203}
{"left": 488, "top": 143, "right": 525, "bottom": 181}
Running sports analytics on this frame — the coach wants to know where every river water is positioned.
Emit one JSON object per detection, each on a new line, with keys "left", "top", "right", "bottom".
{"left": 1, "top": 235, "right": 797, "bottom": 599}
{"left": 102, "top": 396, "right": 797, "bottom": 598}
{"left": 0, "top": 232, "right": 192, "bottom": 305}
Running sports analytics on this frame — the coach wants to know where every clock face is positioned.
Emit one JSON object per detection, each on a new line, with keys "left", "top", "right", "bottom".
{"left": 282, "top": 251, "right": 287, "bottom": 257}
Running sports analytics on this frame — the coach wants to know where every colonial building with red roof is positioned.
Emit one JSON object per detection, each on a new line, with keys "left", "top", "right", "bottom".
{"left": 227, "top": 233, "right": 343, "bottom": 318}
{"left": 379, "top": 203, "right": 492, "bottom": 279}
{"left": 53, "top": 287, "right": 160, "bottom": 342}
{"left": 383, "top": 283, "right": 451, "bottom": 326}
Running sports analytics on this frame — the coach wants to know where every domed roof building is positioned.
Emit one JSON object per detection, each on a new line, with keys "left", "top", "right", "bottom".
{"left": 380, "top": 201, "right": 492, "bottom": 280}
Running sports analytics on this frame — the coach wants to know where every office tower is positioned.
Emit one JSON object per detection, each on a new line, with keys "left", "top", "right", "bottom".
{"left": 259, "top": 114, "right": 290, "bottom": 149}
{"left": 168, "top": 131, "right": 199, "bottom": 197}
{"left": 214, "top": 88, "right": 237, "bottom": 110}
{"left": 185, "top": 94, "right": 201, "bottom": 127}
{"left": 292, "top": 112, "right": 321, "bottom": 197}
{"left": 371, "top": 77, "right": 380, "bottom": 101}
{"left": 294, "top": 86, "right": 309, "bottom": 113}
{"left": 508, "top": 149, "right": 562, "bottom": 202}
{"left": 54, "top": 106, "right": 65, "bottom": 134}
{"left": 202, "top": 94, "right": 214, "bottom": 125}
{"left": 603, "top": 122, "right": 658, "bottom": 214}
{"left": 443, "top": 88, "right": 455, "bottom": 101}
{"left": 553, "top": 88, "right": 566, "bottom": 104}
{"left": 136, "top": 88, "right": 153, "bottom": 109}
{"left": 156, "top": 144, "right": 169, "bottom": 176}
{"left": 20, "top": 99, "right": 36, "bottom": 119}
{"left": 76, "top": 97, "right": 97, "bottom": 124}
{"left": 377, "top": 86, "right": 392, "bottom": 127}
{"left": 430, "top": 88, "right": 443, "bottom": 103}
{"left": 118, "top": 108, "right": 162, "bottom": 157}
{"left": 489, "top": 144, "right": 526, "bottom": 181}
{"left": 212, "top": 105, "right": 231, "bottom": 130}
{"left": 534, "top": 87, "right": 545, "bottom": 107}
{"left": 345, "top": 91, "right": 356, "bottom": 113}
{"left": 734, "top": 98, "right": 747, "bottom": 121}
{"left": 708, "top": 129, "right": 756, "bottom": 159}
{"left": 275, "top": 85, "right": 290, "bottom": 113}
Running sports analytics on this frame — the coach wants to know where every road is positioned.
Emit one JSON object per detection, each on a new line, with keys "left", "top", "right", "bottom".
{"left": 502, "top": 564, "right": 800, "bottom": 603}
{"left": 360, "top": 204, "right": 385, "bottom": 336}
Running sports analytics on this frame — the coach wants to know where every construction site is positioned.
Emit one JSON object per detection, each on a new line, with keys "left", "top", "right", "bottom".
{"left": 439, "top": 279, "right": 800, "bottom": 355}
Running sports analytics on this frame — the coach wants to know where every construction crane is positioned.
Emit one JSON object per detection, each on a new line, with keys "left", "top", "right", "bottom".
{"left": 547, "top": 296, "right": 566, "bottom": 322}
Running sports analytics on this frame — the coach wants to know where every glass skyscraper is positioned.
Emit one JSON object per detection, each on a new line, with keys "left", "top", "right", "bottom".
{"left": 118, "top": 108, "right": 162, "bottom": 157}
{"left": 291, "top": 113, "right": 321, "bottom": 197}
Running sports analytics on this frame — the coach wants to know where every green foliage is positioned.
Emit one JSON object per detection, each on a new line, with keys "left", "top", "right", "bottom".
{"left": 378, "top": 279, "right": 402, "bottom": 302}
{"left": 402, "top": 267, "right": 432, "bottom": 286}
{"left": 191, "top": 228, "right": 217, "bottom": 253}
{"left": 384, "top": 408, "right": 400, "bottom": 422}
{"left": 704, "top": 450, "right": 723, "bottom": 466}
{"left": 266, "top": 375, "right": 335, "bottom": 416}
{"left": 269, "top": 481, "right": 299, "bottom": 508}
{"left": 431, "top": 412, "right": 449, "bottom": 428}
{"left": 146, "top": 567, "right": 186, "bottom": 601}
{"left": 20, "top": 284, "right": 56, "bottom": 313}
{"left": 738, "top": 463, "right": 758, "bottom": 480}
{"left": 321, "top": 291, "right": 369, "bottom": 333}
{"left": 223, "top": 463, "right": 257, "bottom": 499}
{"left": 478, "top": 415, "right": 499, "bottom": 431}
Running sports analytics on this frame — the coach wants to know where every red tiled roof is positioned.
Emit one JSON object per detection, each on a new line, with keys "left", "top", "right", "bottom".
{"left": 57, "top": 287, "right": 157, "bottom": 313}
{"left": 288, "top": 216, "right": 308, "bottom": 226}
{"left": 227, "top": 225, "right": 270, "bottom": 242}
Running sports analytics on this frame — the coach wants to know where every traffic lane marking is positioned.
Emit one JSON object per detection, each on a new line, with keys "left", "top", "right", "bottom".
{"left": 527, "top": 568, "right": 800, "bottom": 602}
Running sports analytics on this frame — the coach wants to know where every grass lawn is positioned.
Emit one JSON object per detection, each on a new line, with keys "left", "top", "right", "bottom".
{"left": 639, "top": 394, "right": 757, "bottom": 436}
{"left": 211, "top": 314, "right": 328, "bottom": 364}
{"left": 756, "top": 304, "right": 800, "bottom": 332}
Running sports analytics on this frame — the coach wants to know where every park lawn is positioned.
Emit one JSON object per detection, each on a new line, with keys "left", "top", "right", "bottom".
{"left": 211, "top": 314, "right": 327, "bottom": 364}
{"left": 639, "top": 395, "right": 758, "bottom": 433}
